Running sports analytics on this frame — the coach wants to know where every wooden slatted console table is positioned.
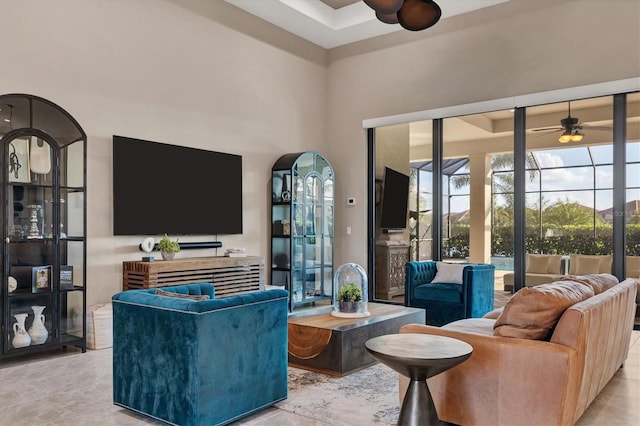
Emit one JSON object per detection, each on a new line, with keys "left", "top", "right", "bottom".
{"left": 122, "top": 256, "right": 264, "bottom": 298}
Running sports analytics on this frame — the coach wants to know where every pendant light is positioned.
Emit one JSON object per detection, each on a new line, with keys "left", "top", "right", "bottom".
{"left": 558, "top": 130, "right": 572, "bottom": 144}
{"left": 557, "top": 101, "right": 584, "bottom": 143}
{"left": 365, "top": 0, "right": 442, "bottom": 31}
{"left": 376, "top": 11, "right": 399, "bottom": 24}
{"left": 570, "top": 129, "right": 584, "bottom": 142}
{"left": 559, "top": 128, "right": 584, "bottom": 144}
{"left": 364, "top": 0, "right": 404, "bottom": 15}
{"left": 397, "top": 0, "right": 442, "bottom": 31}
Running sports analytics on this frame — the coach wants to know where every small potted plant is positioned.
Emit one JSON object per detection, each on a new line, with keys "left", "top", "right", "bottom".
{"left": 157, "top": 234, "right": 180, "bottom": 261}
{"left": 337, "top": 282, "right": 362, "bottom": 313}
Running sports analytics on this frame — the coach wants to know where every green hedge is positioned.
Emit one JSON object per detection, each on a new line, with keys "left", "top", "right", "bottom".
{"left": 442, "top": 224, "right": 640, "bottom": 257}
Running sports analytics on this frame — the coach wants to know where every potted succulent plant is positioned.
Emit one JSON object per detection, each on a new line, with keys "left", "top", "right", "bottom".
{"left": 337, "top": 282, "right": 362, "bottom": 313}
{"left": 157, "top": 234, "right": 180, "bottom": 261}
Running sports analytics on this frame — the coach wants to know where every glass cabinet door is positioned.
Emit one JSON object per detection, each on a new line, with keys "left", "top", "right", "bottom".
{"left": 4, "top": 136, "right": 56, "bottom": 353}
{"left": 1, "top": 93, "right": 87, "bottom": 358}
{"left": 271, "top": 151, "right": 334, "bottom": 311}
{"left": 58, "top": 139, "right": 86, "bottom": 345}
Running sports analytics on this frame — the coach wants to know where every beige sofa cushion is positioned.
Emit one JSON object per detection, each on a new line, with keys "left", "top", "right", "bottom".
{"left": 526, "top": 254, "right": 563, "bottom": 274}
{"left": 546, "top": 255, "right": 563, "bottom": 274}
{"left": 494, "top": 280, "right": 594, "bottom": 340}
{"left": 526, "top": 274, "right": 563, "bottom": 287}
{"left": 503, "top": 272, "right": 562, "bottom": 289}
{"left": 569, "top": 254, "right": 612, "bottom": 275}
{"left": 627, "top": 255, "right": 640, "bottom": 279}
{"left": 627, "top": 256, "right": 640, "bottom": 303}
{"left": 526, "top": 254, "right": 550, "bottom": 273}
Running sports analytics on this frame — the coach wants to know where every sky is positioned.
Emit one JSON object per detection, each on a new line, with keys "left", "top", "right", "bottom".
{"left": 416, "top": 142, "right": 640, "bottom": 214}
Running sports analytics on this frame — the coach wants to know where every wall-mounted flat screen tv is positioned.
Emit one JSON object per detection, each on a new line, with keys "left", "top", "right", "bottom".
{"left": 112, "top": 136, "right": 243, "bottom": 235}
{"left": 379, "top": 167, "right": 409, "bottom": 230}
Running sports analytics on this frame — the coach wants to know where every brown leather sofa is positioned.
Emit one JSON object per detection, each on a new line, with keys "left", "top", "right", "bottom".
{"left": 399, "top": 274, "right": 638, "bottom": 426}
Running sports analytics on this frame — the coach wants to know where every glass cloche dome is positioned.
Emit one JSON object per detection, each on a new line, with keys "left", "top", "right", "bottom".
{"left": 331, "top": 263, "right": 370, "bottom": 318}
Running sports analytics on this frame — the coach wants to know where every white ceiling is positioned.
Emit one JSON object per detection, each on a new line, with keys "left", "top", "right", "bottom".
{"left": 224, "top": 0, "right": 511, "bottom": 49}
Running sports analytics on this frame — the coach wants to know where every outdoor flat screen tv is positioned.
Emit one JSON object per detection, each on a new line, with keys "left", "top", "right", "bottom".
{"left": 112, "top": 136, "right": 243, "bottom": 235}
{"left": 379, "top": 167, "right": 410, "bottom": 230}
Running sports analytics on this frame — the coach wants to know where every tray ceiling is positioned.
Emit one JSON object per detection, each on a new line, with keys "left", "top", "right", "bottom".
{"left": 224, "top": 0, "right": 511, "bottom": 49}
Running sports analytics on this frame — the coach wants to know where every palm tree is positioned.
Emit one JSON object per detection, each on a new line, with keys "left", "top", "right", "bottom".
{"left": 492, "top": 204, "right": 513, "bottom": 227}
{"left": 450, "top": 153, "right": 537, "bottom": 207}
{"left": 543, "top": 200, "right": 605, "bottom": 227}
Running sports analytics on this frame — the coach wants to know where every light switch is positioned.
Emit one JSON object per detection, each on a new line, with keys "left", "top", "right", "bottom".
{"left": 347, "top": 226, "right": 352, "bottom": 235}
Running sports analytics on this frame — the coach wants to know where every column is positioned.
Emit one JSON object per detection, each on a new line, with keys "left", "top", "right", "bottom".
{"left": 468, "top": 153, "right": 491, "bottom": 264}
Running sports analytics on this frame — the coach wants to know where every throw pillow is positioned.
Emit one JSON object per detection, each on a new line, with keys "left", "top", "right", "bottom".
{"left": 546, "top": 255, "right": 563, "bottom": 274}
{"left": 627, "top": 255, "right": 640, "bottom": 279}
{"left": 494, "top": 280, "right": 594, "bottom": 340}
{"left": 432, "top": 262, "right": 465, "bottom": 284}
{"left": 155, "top": 288, "right": 210, "bottom": 300}
{"left": 526, "top": 254, "right": 550, "bottom": 274}
{"left": 569, "top": 254, "right": 612, "bottom": 275}
{"left": 575, "top": 257, "right": 601, "bottom": 275}
{"left": 598, "top": 255, "right": 613, "bottom": 274}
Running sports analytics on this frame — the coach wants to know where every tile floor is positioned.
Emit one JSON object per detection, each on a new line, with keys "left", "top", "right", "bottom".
{"left": 0, "top": 330, "right": 638, "bottom": 425}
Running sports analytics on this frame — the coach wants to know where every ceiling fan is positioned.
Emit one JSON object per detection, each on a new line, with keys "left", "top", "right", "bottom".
{"left": 364, "top": 0, "right": 442, "bottom": 31}
{"left": 532, "top": 101, "right": 613, "bottom": 143}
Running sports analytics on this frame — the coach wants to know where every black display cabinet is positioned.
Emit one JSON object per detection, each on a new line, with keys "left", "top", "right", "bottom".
{"left": 1, "top": 94, "right": 86, "bottom": 359}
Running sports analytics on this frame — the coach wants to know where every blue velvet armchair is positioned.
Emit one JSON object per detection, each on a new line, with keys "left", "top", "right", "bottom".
{"left": 404, "top": 261, "right": 495, "bottom": 326}
{"left": 112, "top": 283, "right": 289, "bottom": 426}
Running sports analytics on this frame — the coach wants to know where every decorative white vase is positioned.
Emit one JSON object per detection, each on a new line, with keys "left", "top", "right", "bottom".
{"left": 28, "top": 305, "right": 48, "bottom": 345}
{"left": 12, "top": 313, "right": 31, "bottom": 348}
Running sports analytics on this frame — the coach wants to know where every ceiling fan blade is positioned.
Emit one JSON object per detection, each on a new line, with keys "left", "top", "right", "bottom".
{"left": 532, "top": 126, "right": 562, "bottom": 132}
{"left": 580, "top": 125, "right": 613, "bottom": 131}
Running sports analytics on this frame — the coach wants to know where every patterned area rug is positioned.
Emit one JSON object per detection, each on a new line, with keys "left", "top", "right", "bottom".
{"left": 278, "top": 292, "right": 513, "bottom": 425}
{"left": 277, "top": 363, "right": 400, "bottom": 425}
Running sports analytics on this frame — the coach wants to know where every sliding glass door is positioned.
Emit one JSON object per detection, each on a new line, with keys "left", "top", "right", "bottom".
{"left": 524, "top": 97, "right": 614, "bottom": 286}
{"left": 368, "top": 91, "right": 639, "bottom": 302}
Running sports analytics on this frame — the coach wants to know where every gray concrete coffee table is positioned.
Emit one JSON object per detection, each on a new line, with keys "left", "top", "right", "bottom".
{"left": 365, "top": 333, "right": 472, "bottom": 426}
{"left": 288, "top": 303, "right": 425, "bottom": 376}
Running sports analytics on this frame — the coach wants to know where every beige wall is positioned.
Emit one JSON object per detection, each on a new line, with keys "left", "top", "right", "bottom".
{"left": 2, "top": 0, "right": 327, "bottom": 304}
{"left": 2, "top": 0, "right": 639, "bottom": 304}
{"left": 327, "top": 0, "right": 640, "bottom": 270}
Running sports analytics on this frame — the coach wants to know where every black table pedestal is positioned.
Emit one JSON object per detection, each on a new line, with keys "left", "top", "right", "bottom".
{"left": 365, "top": 333, "right": 473, "bottom": 426}
{"left": 399, "top": 378, "right": 439, "bottom": 426}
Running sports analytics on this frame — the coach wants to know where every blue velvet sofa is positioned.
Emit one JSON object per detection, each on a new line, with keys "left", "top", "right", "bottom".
{"left": 404, "top": 261, "right": 495, "bottom": 326}
{"left": 112, "top": 283, "right": 289, "bottom": 426}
